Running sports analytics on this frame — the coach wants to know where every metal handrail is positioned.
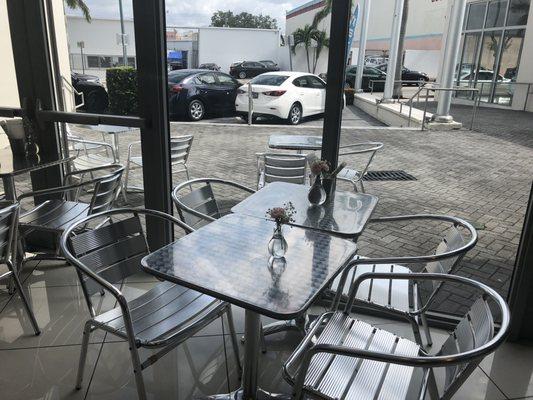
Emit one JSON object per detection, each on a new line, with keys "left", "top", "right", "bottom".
{"left": 420, "top": 87, "right": 480, "bottom": 131}
{"left": 61, "top": 75, "right": 84, "bottom": 111}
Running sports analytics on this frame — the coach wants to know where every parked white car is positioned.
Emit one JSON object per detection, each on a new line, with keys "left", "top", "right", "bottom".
{"left": 235, "top": 71, "right": 330, "bottom": 125}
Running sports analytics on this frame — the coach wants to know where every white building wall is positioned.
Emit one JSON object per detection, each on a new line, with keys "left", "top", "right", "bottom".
{"left": 286, "top": 0, "right": 449, "bottom": 78}
{"left": 198, "top": 27, "right": 284, "bottom": 73}
{"left": 66, "top": 16, "right": 136, "bottom": 80}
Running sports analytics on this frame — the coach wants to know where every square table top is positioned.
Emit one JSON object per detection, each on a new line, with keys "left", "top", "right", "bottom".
{"left": 268, "top": 135, "right": 322, "bottom": 151}
{"left": 87, "top": 125, "right": 132, "bottom": 134}
{"left": 141, "top": 213, "right": 357, "bottom": 320}
{"left": 0, "top": 146, "right": 74, "bottom": 177}
{"left": 231, "top": 182, "right": 378, "bottom": 239}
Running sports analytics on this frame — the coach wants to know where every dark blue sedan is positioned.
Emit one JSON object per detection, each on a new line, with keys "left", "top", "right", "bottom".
{"left": 167, "top": 69, "right": 240, "bottom": 121}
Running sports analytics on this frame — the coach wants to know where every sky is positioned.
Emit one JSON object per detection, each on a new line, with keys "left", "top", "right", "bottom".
{"left": 64, "top": 0, "right": 300, "bottom": 31}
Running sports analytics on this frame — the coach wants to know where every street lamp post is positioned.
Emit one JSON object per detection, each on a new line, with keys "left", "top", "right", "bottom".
{"left": 383, "top": 0, "right": 404, "bottom": 102}
{"left": 118, "top": 0, "right": 128, "bottom": 66}
{"left": 355, "top": 0, "right": 371, "bottom": 92}
{"left": 77, "top": 41, "right": 85, "bottom": 74}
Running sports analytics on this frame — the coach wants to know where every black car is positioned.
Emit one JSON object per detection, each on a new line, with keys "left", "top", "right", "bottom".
{"left": 167, "top": 69, "right": 240, "bottom": 121}
{"left": 71, "top": 72, "right": 108, "bottom": 113}
{"left": 229, "top": 61, "right": 278, "bottom": 79}
{"left": 199, "top": 63, "right": 221, "bottom": 71}
{"left": 259, "top": 60, "right": 280, "bottom": 70}
{"left": 375, "top": 64, "right": 429, "bottom": 84}
{"left": 343, "top": 65, "right": 387, "bottom": 103}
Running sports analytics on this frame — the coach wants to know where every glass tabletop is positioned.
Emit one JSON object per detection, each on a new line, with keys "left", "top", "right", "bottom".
{"left": 87, "top": 124, "right": 132, "bottom": 134}
{"left": 141, "top": 213, "right": 357, "bottom": 320}
{"left": 268, "top": 135, "right": 322, "bottom": 150}
{"left": 231, "top": 182, "right": 378, "bottom": 239}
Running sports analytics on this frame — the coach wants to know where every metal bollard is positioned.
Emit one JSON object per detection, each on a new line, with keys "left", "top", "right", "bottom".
{"left": 247, "top": 82, "right": 253, "bottom": 126}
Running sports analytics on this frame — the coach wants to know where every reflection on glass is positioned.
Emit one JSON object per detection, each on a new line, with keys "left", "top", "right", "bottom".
{"left": 466, "top": 2, "right": 487, "bottom": 29}
{"left": 493, "top": 29, "right": 525, "bottom": 104}
{"left": 486, "top": 0, "right": 508, "bottom": 27}
{"left": 457, "top": 32, "right": 482, "bottom": 99}
{"left": 476, "top": 31, "right": 503, "bottom": 102}
{"left": 507, "top": 0, "right": 531, "bottom": 25}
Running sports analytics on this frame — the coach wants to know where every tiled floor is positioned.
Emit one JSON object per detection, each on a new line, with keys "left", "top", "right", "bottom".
{"left": 1, "top": 260, "right": 533, "bottom": 399}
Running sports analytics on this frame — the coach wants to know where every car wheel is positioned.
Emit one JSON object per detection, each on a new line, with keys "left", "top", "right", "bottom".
{"left": 85, "top": 90, "right": 108, "bottom": 113}
{"left": 287, "top": 103, "right": 302, "bottom": 125}
{"left": 239, "top": 71, "right": 247, "bottom": 79}
{"left": 188, "top": 99, "right": 205, "bottom": 121}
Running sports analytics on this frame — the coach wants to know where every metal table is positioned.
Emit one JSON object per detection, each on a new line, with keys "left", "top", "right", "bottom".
{"left": 232, "top": 181, "right": 378, "bottom": 239}
{"left": 88, "top": 124, "right": 132, "bottom": 161}
{"left": 142, "top": 213, "right": 357, "bottom": 399}
{"left": 268, "top": 135, "right": 322, "bottom": 154}
{"left": 0, "top": 146, "right": 74, "bottom": 200}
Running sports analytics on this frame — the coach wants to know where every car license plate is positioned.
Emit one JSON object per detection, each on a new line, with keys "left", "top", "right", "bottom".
{"left": 252, "top": 92, "right": 259, "bottom": 99}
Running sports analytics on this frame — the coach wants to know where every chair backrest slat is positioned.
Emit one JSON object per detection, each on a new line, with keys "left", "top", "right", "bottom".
{"left": 177, "top": 183, "right": 220, "bottom": 229}
{"left": 423, "top": 226, "right": 466, "bottom": 292}
{"left": 89, "top": 169, "right": 123, "bottom": 214}
{"left": 69, "top": 214, "right": 148, "bottom": 296}
{"left": 258, "top": 153, "right": 307, "bottom": 187}
{"left": 0, "top": 203, "right": 17, "bottom": 261}
{"left": 170, "top": 135, "right": 193, "bottom": 164}
{"left": 439, "top": 297, "right": 494, "bottom": 395}
{"left": 69, "top": 216, "right": 143, "bottom": 255}
{"left": 83, "top": 253, "right": 146, "bottom": 295}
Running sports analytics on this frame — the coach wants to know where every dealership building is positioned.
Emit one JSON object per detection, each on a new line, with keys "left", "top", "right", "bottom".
{"left": 286, "top": 0, "right": 533, "bottom": 111}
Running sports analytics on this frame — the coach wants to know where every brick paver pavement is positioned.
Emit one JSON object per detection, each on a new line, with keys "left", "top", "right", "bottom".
{"left": 21, "top": 111, "right": 532, "bottom": 316}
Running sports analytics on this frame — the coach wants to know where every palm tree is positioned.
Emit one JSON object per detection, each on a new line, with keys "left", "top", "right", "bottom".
{"left": 65, "top": 0, "right": 91, "bottom": 22}
{"left": 311, "top": 30, "right": 329, "bottom": 73}
{"left": 312, "top": 0, "right": 332, "bottom": 28}
{"left": 292, "top": 24, "right": 316, "bottom": 72}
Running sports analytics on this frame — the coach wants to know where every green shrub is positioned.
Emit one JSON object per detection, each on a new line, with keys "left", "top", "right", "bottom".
{"left": 106, "top": 67, "right": 138, "bottom": 115}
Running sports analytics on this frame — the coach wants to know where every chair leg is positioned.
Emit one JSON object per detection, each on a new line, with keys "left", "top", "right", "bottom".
{"left": 8, "top": 260, "right": 40, "bottom": 335}
{"left": 128, "top": 341, "right": 147, "bottom": 400}
{"left": 352, "top": 181, "right": 359, "bottom": 193}
{"left": 409, "top": 315, "right": 424, "bottom": 347}
{"left": 226, "top": 306, "right": 242, "bottom": 374}
{"left": 420, "top": 312, "right": 433, "bottom": 347}
{"left": 359, "top": 179, "right": 366, "bottom": 193}
{"left": 76, "top": 321, "right": 93, "bottom": 389}
{"left": 184, "top": 165, "right": 192, "bottom": 191}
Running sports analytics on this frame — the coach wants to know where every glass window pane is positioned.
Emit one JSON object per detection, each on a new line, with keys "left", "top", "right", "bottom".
{"left": 87, "top": 55, "right": 99, "bottom": 68}
{"left": 507, "top": 0, "right": 530, "bottom": 25}
{"left": 466, "top": 2, "right": 487, "bottom": 29}
{"left": 486, "top": 0, "right": 507, "bottom": 27}
{"left": 499, "top": 29, "right": 525, "bottom": 81}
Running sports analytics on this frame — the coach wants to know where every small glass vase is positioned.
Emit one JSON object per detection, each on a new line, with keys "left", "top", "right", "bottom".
{"left": 308, "top": 175, "right": 327, "bottom": 206}
{"left": 268, "top": 223, "right": 288, "bottom": 259}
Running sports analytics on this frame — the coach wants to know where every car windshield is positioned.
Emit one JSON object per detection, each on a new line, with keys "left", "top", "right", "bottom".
{"left": 261, "top": 61, "right": 275, "bottom": 66}
{"left": 168, "top": 70, "right": 197, "bottom": 83}
{"left": 250, "top": 75, "right": 289, "bottom": 86}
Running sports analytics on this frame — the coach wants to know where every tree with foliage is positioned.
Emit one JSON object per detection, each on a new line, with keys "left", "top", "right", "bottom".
{"left": 292, "top": 24, "right": 315, "bottom": 73}
{"left": 210, "top": 10, "right": 277, "bottom": 29}
{"left": 65, "top": 0, "right": 91, "bottom": 22}
{"left": 311, "top": 30, "right": 329, "bottom": 74}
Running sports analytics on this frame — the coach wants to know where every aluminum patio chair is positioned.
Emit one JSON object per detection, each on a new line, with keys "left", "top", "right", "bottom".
{"left": 336, "top": 142, "right": 383, "bottom": 193}
{"left": 0, "top": 202, "right": 40, "bottom": 335}
{"left": 172, "top": 177, "right": 255, "bottom": 230}
{"left": 17, "top": 164, "right": 124, "bottom": 261}
{"left": 65, "top": 124, "right": 118, "bottom": 172}
{"left": 284, "top": 273, "right": 510, "bottom": 400}
{"left": 331, "top": 214, "right": 477, "bottom": 348}
{"left": 124, "top": 135, "right": 194, "bottom": 196}
{"left": 59, "top": 208, "right": 242, "bottom": 400}
{"left": 256, "top": 152, "right": 308, "bottom": 189}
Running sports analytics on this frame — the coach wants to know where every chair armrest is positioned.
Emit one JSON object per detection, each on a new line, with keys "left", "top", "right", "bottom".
{"left": 339, "top": 142, "right": 383, "bottom": 155}
{"left": 68, "top": 137, "right": 117, "bottom": 161}
{"left": 17, "top": 179, "right": 97, "bottom": 201}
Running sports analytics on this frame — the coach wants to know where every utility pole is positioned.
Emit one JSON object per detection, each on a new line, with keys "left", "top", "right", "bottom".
{"left": 355, "top": 0, "right": 371, "bottom": 92}
{"left": 383, "top": 0, "right": 404, "bottom": 102}
{"left": 77, "top": 41, "right": 85, "bottom": 73}
{"left": 118, "top": 0, "right": 128, "bottom": 66}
